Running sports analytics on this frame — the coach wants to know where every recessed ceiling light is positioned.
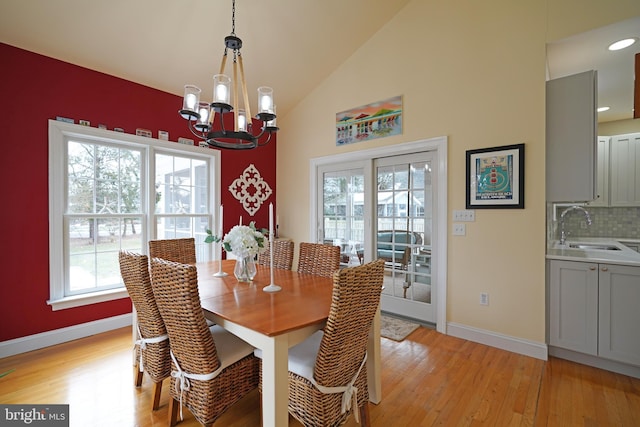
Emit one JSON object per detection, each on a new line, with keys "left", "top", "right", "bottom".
{"left": 597, "top": 106, "right": 610, "bottom": 112}
{"left": 608, "top": 37, "right": 637, "bottom": 51}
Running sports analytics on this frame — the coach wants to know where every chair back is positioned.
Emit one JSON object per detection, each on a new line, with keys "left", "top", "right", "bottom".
{"left": 314, "top": 259, "right": 385, "bottom": 388}
{"left": 149, "top": 258, "right": 219, "bottom": 377}
{"left": 118, "top": 251, "right": 170, "bottom": 383}
{"left": 148, "top": 237, "right": 196, "bottom": 264}
{"left": 297, "top": 242, "right": 341, "bottom": 277}
{"left": 257, "top": 239, "right": 295, "bottom": 270}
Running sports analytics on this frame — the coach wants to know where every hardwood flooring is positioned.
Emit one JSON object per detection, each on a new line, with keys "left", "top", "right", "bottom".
{"left": 1, "top": 326, "right": 639, "bottom": 426}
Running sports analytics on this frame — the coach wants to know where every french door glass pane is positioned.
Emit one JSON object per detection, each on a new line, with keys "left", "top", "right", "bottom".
{"left": 377, "top": 160, "right": 432, "bottom": 303}
{"left": 322, "top": 169, "right": 364, "bottom": 266}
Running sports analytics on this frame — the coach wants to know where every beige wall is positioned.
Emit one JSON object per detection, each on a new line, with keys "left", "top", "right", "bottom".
{"left": 276, "top": 0, "right": 640, "bottom": 344}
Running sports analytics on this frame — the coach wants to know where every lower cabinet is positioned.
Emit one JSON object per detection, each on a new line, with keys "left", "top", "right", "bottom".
{"left": 549, "top": 260, "right": 640, "bottom": 366}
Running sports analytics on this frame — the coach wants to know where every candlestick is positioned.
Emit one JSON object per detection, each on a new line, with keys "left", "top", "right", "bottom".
{"left": 213, "top": 204, "right": 227, "bottom": 277}
{"left": 263, "top": 202, "right": 281, "bottom": 292}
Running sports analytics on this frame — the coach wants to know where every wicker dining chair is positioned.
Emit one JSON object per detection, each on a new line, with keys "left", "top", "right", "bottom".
{"left": 149, "top": 257, "right": 259, "bottom": 427}
{"left": 297, "top": 242, "right": 341, "bottom": 277}
{"left": 149, "top": 238, "right": 197, "bottom": 264}
{"left": 118, "top": 250, "right": 171, "bottom": 411}
{"left": 255, "top": 259, "right": 384, "bottom": 427}
{"left": 257, "top": 239, "right": 295, "bottom": 270}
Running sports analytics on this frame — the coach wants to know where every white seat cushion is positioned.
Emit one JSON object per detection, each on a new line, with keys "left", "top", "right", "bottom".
{"left": 253, "top": 330, "right": 324, "bottom": 381}
{"left": 210, "top": 325, "right": 255, "bottom": 369}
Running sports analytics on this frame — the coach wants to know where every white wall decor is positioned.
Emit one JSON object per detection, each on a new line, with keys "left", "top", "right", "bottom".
{"left": 229, "top": 164, "right": 272, "bottom": 216}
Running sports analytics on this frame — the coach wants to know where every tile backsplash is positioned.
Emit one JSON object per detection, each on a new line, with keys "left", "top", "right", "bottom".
{"left": 548, "top": 205, "right": 640, "bottom": 243}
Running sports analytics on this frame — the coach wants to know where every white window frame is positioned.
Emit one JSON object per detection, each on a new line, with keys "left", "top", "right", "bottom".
{"left": 48, "top": 120, "right": 220, "bottom": 310}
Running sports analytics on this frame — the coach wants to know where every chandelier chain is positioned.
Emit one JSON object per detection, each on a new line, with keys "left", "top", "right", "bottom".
{"left": 231, "top": 0, "right": 236, "bottom": 36}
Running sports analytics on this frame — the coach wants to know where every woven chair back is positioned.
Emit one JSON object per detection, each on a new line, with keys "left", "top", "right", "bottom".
{"left": 118, "top": 251, "right": 170, "bottom": 383}
{"left": 314, "top": 259, "right": 385, "bottom": 387}
{"left": 297, "top": 242, "right": 341, "bottom": 277}
{"left": 149, "top": 258, "right": 219, "bottom": 376}
{"left": 257, "top": 239, "right": 294, "bottom": 270}
{"left": 148, "top": 238, "right": 196, "bottom": 264}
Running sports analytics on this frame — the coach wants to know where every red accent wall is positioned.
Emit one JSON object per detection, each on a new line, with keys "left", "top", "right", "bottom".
{"left": 0, "top": 43, "right": 276, "bottom": 342}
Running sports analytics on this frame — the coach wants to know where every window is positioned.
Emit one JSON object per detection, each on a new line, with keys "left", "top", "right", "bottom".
{"left": 48, "top": 121, "right": 219, "bottom": 310}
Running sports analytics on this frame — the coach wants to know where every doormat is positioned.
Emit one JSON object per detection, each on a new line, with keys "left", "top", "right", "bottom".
{"left": 380, "top": 315, "right": 420, "bottom": 341}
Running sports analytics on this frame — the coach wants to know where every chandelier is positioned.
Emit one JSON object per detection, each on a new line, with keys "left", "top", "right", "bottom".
{"left": 178, "top": 0, "right": 277, "bottom": 150}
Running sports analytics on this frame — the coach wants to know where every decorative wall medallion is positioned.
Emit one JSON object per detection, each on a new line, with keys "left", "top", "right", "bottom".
{"left": 229, "top": 164, "right": 272, "bottom": 216}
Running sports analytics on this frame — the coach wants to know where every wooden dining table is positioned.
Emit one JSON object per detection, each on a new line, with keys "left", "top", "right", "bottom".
{"left": 196, "top": 259, "right": 382, "bottom": 427}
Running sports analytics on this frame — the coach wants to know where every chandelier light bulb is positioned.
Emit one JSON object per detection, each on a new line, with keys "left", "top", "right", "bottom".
{"left": 213, "top": 74, "right": 231, "bottom": 105}
{"left": 258, "top": 86, "right": 274, "bottom": 114}
{"left": 182, "top": 85, "right": 201, "bottom": 113}
{"left": 237, "top": 109, "right": 247, "bottom": 131}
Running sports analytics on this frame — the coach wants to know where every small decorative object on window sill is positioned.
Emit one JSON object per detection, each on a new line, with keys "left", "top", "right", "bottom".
{"left": 222, "top": 221, "right": 265, "bottom": 283}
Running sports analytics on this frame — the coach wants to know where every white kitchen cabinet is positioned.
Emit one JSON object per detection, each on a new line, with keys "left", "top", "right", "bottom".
{"left": 549, "top": 260, "right": 598, "bottom": 355}
{"left": 610, "top": 132, "right": 640, "bottom": 206}
{"left": 598, "top": 264, "right": 640, "bottom": 366}
{"left": 549, "top": 260, "right": 640, "bottom": 366}
{"left": 546, "top": 70, "right": 597, "bottom": 202}
{"left": 588, "top": 137, "right": 610, "bottom": 206}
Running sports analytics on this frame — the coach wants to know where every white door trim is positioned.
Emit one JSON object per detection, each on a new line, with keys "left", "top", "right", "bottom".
{"left": 309, "top": 137, "right": 448, "bottom": 334}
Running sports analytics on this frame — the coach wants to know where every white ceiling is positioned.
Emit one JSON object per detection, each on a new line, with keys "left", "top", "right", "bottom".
{"left": 547, "top": 15, "right": 640, "bottom": 123}
{"left": 1, "top": 2, "right": 637, "bottom": 123}
{"left": 0, "top": 0, "right": 410, "bottom": 119}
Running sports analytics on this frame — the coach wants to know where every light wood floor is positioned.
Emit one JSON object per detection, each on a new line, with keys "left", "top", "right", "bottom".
{"left": 1, "top": 326, "right": 639, "bottom": 426}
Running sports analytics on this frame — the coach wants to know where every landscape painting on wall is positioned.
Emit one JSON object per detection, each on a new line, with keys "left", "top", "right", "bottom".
{"left": 336, "top": 96, "right": 402, "bottom": 145}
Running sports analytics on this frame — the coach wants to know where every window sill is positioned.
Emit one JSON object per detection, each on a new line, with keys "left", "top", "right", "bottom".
{"left": 47, "top": 288, "right": 129, "bottom": 311}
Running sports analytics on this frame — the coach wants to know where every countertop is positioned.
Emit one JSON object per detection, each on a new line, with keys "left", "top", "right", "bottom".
{"left": 546, "top": 237, "right": 640, "bottom": 267}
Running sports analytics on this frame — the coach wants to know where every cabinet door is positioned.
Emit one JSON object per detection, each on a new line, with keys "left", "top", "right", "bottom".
{"left": 589, "top": 137, "right": 610, "bottom": 206}
{"left": 610, "top": 133, "right": 640, "bottom": 206}
{"left": 546, "top": 70, "right": 597, "bottom": 202}
{"left": 598, "top": 264, "right": 640, "bottom": 366}
{"left": 549, "top": 260, "right": 598, "bottom": 355}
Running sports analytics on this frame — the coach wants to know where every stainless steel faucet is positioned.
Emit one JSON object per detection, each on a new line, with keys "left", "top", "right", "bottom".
{"left": 559, "top": 205, "right": 592, "bottom": 245}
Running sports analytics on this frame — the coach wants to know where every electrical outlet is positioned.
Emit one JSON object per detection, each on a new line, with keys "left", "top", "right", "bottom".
{"left": 480, "top": 292, "right": 489, "bottom": 305}
{"left": 453, "top": 223, "right": 466, "bottom": 236}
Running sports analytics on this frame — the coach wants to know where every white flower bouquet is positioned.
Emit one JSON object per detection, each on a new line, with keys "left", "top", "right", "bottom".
{"left": 222, "top": 221, "right": 266, "bottom": 258}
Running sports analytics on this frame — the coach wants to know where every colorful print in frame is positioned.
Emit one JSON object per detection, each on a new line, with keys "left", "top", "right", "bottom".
{"left": 466, "top": 144, "right": 525, "bottom": 209}
{"left": 336, "top": 95, "right": 402, "bottom": 146}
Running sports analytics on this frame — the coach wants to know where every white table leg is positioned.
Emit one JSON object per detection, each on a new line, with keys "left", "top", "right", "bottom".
{"left": 367, "top": 308, "right": 382, "bottom": 403}
{"left": 260, "top": 334, "right": 289, "bottom": 427}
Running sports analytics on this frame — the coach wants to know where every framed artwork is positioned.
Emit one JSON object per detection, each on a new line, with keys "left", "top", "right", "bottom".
{"left": 466, "top": 143, "right": 525, "bottom": 209}
{"left": 335, "top": 95, "right": 402, "bottom": 146}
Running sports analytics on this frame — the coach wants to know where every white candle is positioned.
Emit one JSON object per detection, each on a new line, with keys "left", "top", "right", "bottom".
{"left": 269, "top": 203, "right": 274, "bottom": 282}
{"left": 239, "top": 216, "right": 243, "bottom": 226}
{"left": 218, "top": 205, "right": 223, "bottom": 236}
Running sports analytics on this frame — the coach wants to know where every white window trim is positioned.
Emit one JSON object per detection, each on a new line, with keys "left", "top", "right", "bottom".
{"left": 48, "top": 120, "right": 220, "bottom": 310}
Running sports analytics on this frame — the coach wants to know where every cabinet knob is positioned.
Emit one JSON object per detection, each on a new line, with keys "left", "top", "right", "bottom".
{"left": 601, "top": 267, "right": 608, "bottom": 272}
{"left": 589, "top": 266, "right": 597, "bottom": 270}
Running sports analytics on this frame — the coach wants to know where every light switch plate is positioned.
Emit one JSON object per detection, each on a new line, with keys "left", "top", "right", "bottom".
{"left": 453, "top": 223, "right": 466, "bottom": 235}
{"left": 453, "top": 209, "right": 475, "bottom": 222}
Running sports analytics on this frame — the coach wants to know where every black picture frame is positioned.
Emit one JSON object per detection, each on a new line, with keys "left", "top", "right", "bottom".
{"left": 466, "top": 143, "right": 525, "bottom": 209}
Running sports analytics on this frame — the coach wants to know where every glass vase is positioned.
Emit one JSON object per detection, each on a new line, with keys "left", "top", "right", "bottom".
{"left": 234, "top": 256, "right": 257, "bottom": 282}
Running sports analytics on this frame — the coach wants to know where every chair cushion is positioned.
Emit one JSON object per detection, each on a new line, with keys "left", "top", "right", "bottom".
{"left": 210, "top": 325, "right": 256, "bottom": 370}
{"left": 254, "top": 330, "right": 324, "bottom": 381}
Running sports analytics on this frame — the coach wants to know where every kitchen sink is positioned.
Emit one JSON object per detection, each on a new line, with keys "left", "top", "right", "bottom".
{"left": 568, "top": 243, "right": 621, "bottom": 251}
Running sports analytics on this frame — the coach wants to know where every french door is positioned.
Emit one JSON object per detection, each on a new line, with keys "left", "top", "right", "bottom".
{"left": 375, "top": 153, "right": 435, "bottom": 324}
{"left": 316, "top": 151, "right": 437, "bottom": 325}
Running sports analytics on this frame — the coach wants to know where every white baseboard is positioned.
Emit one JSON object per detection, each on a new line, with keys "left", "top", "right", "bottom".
{"left": 0, "top": 313, "right": 133, "bottom": 358}
{"left": 447, "top": 322, "right": 548, "bottom": 361}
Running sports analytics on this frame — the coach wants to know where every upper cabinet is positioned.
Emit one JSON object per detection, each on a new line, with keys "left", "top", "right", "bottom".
{"left": 609, "top": 133, "right": 640, "bottom": 206}
{"left": 589, "top": 136, "right": 610, "bottom": 207}
{"left": 546, "top": 70, "right": 598, "bottom": 202}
